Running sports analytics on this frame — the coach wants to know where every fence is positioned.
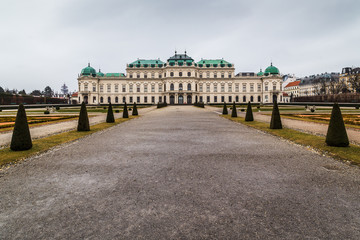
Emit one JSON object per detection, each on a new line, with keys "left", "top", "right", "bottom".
{"left": 293, "top": 93, "right": 360, "bottom": 103}
{"left": 0, "top": 94, "right": 68, "bottom": 105}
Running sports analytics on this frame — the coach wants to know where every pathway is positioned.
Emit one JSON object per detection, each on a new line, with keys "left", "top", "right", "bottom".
{"left": 0, "top": 106, "right": 359, "bottom": 239}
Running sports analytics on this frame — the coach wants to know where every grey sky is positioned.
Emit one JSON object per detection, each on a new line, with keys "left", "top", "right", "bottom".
{"left": 1, "top": 0, "right": 359, "bottom": 93}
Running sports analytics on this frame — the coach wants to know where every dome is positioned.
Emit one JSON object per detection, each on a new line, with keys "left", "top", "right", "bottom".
{"left": 257, "top": 69, "right": 264, "bottom": 76}
{"left": 97, "top": 69, "right": 104, "bottom": 77}
{"left": 264, "top": 63, "right": 280, "bottom": 75}
{"left": 81, "top": 63, "right": 97, "bottom": 77}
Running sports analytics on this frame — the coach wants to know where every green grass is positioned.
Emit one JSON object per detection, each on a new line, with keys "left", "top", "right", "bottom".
{"left": 222, "top": 115, "right": 360, "bottom": 165}
{"left": 0, "top": 116, "right": 138, "bottom": 168}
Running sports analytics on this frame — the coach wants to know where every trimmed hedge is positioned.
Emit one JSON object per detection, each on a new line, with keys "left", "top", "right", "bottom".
{"left": 194, "top": 102, "right": 205, "bottom": 108}
{"left": 10, "top": 104, "right": 32, "bottom": 151}
{"left": 77, "top": 102, "right": 90, "bottom": 131}
{"left": 157, "top": 102, "right": 168, "bottom": 108}
{"left": 106, "top": 102, "right": 115, "bottom": 123}
{"left": 326, "top": 103, "right": 349, "bottom": 147}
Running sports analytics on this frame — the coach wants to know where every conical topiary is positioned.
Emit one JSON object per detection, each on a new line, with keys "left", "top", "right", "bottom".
{"left": 77, "top": 101, "right": 90, "bottom": 131}
{"left": 270, "top": 100, "right": 282, "bottom": 129}
{"left": 245, "top": 101, "right": 254, "bottom": 121}
{"left": 123, "top": 102, "right": 129, "bottom": 118}
{"left": 231, "top": 102, "right": 237, "bottom": 117}
{"left": 222, "top": 102, "right": 228, "bottom": 115}
{"left": 132, "top": 102, "right": 138, "bottom": 116}
{"left": 10, "top": 103, "right": 32, "bottom": 151}
{"left": 106, "top": 102, "right": 115, "bottom": 123}
{"left": 326, "top": 103, "right": 349, "bottom": 147}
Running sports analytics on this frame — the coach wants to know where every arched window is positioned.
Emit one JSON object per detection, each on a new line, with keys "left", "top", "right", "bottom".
{"left": 100, "top": 97, "right": 103, "bottom": 103}
{"left": 250, "top": 96, "right": 254, "bottom": 102}
{"left": 122, "top": 96, "right": 126, "bottom": 103}
{"left": 115, "top": 97, "right": 118, "bottom": 103}
{"left": 179, "top": 83, "right": 183, "bottom": 90}
{"left": 243, "top": 96, "right": 246, "bottom": 102}
{"left": 108, "top": 97, "right": 111, "bottom": 103}
{"left": 170, "top": 83, "right": 174, "bottom": 91}
{"left": 258, "top": 96, "right": 261, "bottom": 102}
{"left": 179, "top": 72, "right": 183, "bottom": 77}
{"left": 188, "top": 72, "right": 191, "bottom": 77}
{"left": 236, "top": 96, "right": 239, "bottom": 102}
{"left": 170, "top": 72, "right": 174, "bottom": 77}
{"left": 187, "top": 83, "right": 191, "bottom": 91}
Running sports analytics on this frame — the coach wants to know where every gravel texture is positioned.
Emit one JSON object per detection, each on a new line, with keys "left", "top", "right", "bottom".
{"left": 0, "top": 106, "right": 359, "bottom": 239}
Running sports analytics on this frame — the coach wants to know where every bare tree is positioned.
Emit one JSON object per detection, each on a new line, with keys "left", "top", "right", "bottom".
{"left": 348, "top": 74, "right": 360, "bottom": 93}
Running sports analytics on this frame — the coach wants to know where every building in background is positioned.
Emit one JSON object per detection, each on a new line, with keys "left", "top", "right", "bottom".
{"left": 284, "top": 80, "right": 301, "bottom": 102}
{"left": 77, "top": 52, "right": 283, "bottom": 105}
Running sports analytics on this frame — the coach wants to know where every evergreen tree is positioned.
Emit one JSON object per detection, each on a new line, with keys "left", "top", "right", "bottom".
{"left": 132, "top": 102, "right": 138, "bottom": 116}
{"left": 106, "top": 102, "right": 115, "bottom": 123}
{"left": 231, "top": 102, "right": 237, "bottom": 117}
{"left": 222, "top": 102, "right": 228, "bottom": 115}
{"left": 326, "top": 103, "right": 349, "bottom": 147}
{"left": 10, "top": 104, "right": 32, "bottom": 151}
{"left": 77, "top": 102, "right": 90, "bottom": 131}
{"left": 270, "top": 100, "right": 282, "bottom": 129}
{"left": 245, "top": 101, "right": 254, "bottom": 121}
{"left": 123, "top": 102, "right": 129, "bottom": 118}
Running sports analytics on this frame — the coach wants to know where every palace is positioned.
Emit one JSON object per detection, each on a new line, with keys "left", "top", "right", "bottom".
{"left": 77, "top": 52, "right": 283, "bottom": 105}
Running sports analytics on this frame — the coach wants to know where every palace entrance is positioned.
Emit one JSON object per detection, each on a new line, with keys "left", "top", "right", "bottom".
{"left": 178, "top": 95, "right": 184, "bottom": 104}
{"left": 170, "top": 95, "right": 175, "bottom": 105}
{"left": 187, "top": 95, "right": 192, "bottom": 104}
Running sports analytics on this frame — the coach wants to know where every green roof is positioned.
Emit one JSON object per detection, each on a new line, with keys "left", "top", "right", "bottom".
{"left": 105, "top": 73, "right": 125, "bottom": 77}
{"left": 81, "top": 63, "right": 96, "bottom": 77}
{"left": 130, "top": 59, "right": 165, "bottom": 65}
{"left": 264, "top": 63, "right": 280, "bottom": 75}
{"left": 196, "top": 59, "right": 231, "bottom": 65}
{"left": 257, "top": 69, "right": 264, "bottom": 76}
{"left": 97, "top": 69, "right": 105, "bottom": 77}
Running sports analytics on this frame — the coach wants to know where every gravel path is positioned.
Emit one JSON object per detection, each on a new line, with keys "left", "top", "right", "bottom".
{"left": 0, "top": 107, "right": 155, "bottom": 148}
{"left": 0, "top": 106, "right": 359, "bottom": 239}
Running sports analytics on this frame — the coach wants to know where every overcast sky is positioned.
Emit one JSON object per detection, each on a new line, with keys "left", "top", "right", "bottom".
{"left": 1, "top": 0, "right": 359, "bottom": 93}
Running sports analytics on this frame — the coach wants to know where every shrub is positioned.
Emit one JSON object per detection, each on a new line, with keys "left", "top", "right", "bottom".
{"left": 106, "top": 102, "right": 115, "bottom": 123}
{"left": 115, "top": 110, "right": 120, "bottom": 113}
{"left": 222, "top": 102, "right": 228, "bottom": 115}
{"left": 103, "top": 107, "right": 106, "bottom": 109}
{"left": 355, "top": 105, "right": 359, "bottom": 110}
{"left": 310, "top": 108, "right": 315, "bottom": 113}
{"left": 270, "top": 100, "right": 282, "bottom": 129}
{"left": 123, "top": 102, "right": 129, "bottom": 118}
{"left": 56, "top": 106, "right": 60, "bottom": 110}
{"left": 157, "top": 102, "right": 167, "bottom": 108}
{"left": 44, "top": 110, "right": 50, "bottom": 114}
{"left": 325, "top": 103, "right": 349, "bottom": 147}
{"left": 132, "top": 102, "right": 138, "bottom": 116}
{"left": 10, "top": 104, "right": 32, "bottom": 151}
{"left": 194, "top": 102, "right": 205, "bottom": 108}
{"left": 77, "top": 102, "right": 90, "bottom": 131}
{"left": 231, "top": 102, "right": 237, "bottom": 117}
{"left": 305, "top": 105, "right": 308, "bottom": 110}
{"left": 257, "top": 106, "right": 260, "bottom": 109}
{"left": 245, "top": 101, "right": 254, "bottom": 121}
{"left": 0, "top": 109, "right": 2, "bottom": 112}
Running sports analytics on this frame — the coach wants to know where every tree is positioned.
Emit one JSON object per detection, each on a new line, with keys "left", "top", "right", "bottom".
{"left": 31, "top": 90, "right": 42, "bottom": 96}
{"left": 77, "top": 102, "right": 90, "bottom": 131}
{"left": 132, "top": 102, "right": 138, "bottom": 116}
{"left": 43, "top": 86, "right": 53, "bottom": 97}
{"left": 231, "top": 102, "right": 237, "bottom": 117}
{"left": 106, "top": 102, "right": 115, "bottom": 123}
{"left": 348, "top": 74, "right": 360, "bottom": 93}
{"left": 325, "top": 103, "right": 349, "bottom": 147}
{"left": 270, "top": 100, "right": 282, "bottom": 129}
{"left": 0, "top": 86, "right": 4, "bottom": 93}
{"left": 123, "top": 102, "right": 129, "bottom": 118}
{"left": 10, "top": 104, "right": 32, "bottom": 151}
{"left": 222, "top": 102, "right": 228, "bottom": 115}
{"left": 245, "top": 101, "right": 254, "bottom": 121}
{"left": 18, "top": 89, "right": 26, "bottom": 95}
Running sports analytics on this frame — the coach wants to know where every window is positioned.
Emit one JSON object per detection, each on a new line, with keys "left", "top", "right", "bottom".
{"left": 242, "top": 84, "right": 247, "bottom": 92}
{"left": 144, "top": 74, "right": 147, "bottom": 79}
{"left": 221, "top": 73, "right": 224, "bottom": 78}
{"left": 236, "top": 96, "right": 239, "bottom": 102}
{"left": 179, "top": 72, "right": 183, "bottom": 77}
{"left": 129, "top": 85, "right": 133, "bottom": 92}
{"left": 200, "top": 74, "right": 203, "bottom": 78}
{"left": 265, "top": 95, "right": 268, "bottom": 102}
{"left": 93, "top": 96, "right": 96, "bottom": 103}
{"left": 250, "top": 84, "right": 254, "bottom": 92}
{"left": 214, "top": 84, "right": 217, "bottom": 92}
{"left": 206, "top": 84, "right": 210, "bottom": 92}
{"left": 207, "top": 72, "right": 210, "bottom": 78}
{"left": 243, "top": 96, "right": 246, "bottom": 102}
{"left": 207, "top": 96, "right": 210, "bottom": 102}
{"left": 92, "top": 86, "right": 96, "bottom": 92}
{"left": 214, "top": 73, "right": 217, "bottom": 78}
{"left": 221, "top": 96, "right": 225, "bottom": 102}
{"left": 151, "top": 73, "right": 154, "bottom": 78}
{"left": 107, "top": 84, "right": 111, "bottom": 92}
{"left": 108, "top": 97, "right": 111, "bottom": 103}
{"left": 151, "top": 85, "right": 155, "bottom": 92}
{"left": 179, "top": 83, "right": 183, "bottom": 90}
{"left": 137, "top": 86, "right": 140, "bottom": 92}
{"left": 130, "top": 96, "right": 133, "bottom": 102}
{"left": 137, "top": 74, "right": 140, "bottom": 78}
{"left": 170, "top": 83, "right": 174, "bottom": 91}
{"left": 100, "top": 85, "right": 104, "bottom": 92}
{"left": 250, "top": 96, "right": 254, "bottom": 102}
{"left": 187, "top": 72, "right": 191, "bottom": 77}
{"left": 115, "top": 97, "right": 118, "bottom": 103}
{"left": 152, "top": 96, "right": 155, "bottom": 103}
{"left": 123, "top": 96, "right": 126, "bottom": 103}
{"left": 100, "top": 97, "right": 103, "bottom": 103}
{"left": 273, "top": 84, "right": 277, "bottom": 91}
{"left": 122, "top": 85, "right": 126, "bottom": 92}
{"left": 257, "top": 84, "right": 261, "bottom": 92}
{"left": 159, "top": 85, "right": 162, "bottom": 92}
{"left": 187, "top": 83, "right": 191, "bottom": 91}
{"left": 258, "top": 96, "right": 261, "bottom": 102}
{"left": 144, "top": 96, "right": 147, "bottom": 103}
{"left": 159, "top": 74, "right": 162, "bottom": 78}
{"left": 214, "top": 96, "right": 217, "bottom": 102}
{"left": 137, "top": 96, "right": 140, "bottom": 103}
{"left": 159, "top": 96, "right": 162, "bottom": 102}
{"left": 200, "top": 96, "right": 203, "bottom": 102}
{"left": 228, "top": 73, "right": 231, "bottom": 78}
{"left": 115, "top": 85, "right": 118, "bottom": 92}
{"left": 199, "top": 84, "right": 203, "bottom": 92}
{"left": 84, "top": 83, "right": 88, "bottom": 91}
{"left": 229, "top": 96, "right": 232, "bottom": 102}
{"left": 235, "top": 84, "right": 239, "bottom": 92}
{"left": 228, "top": 84, "right": 232, "bottom": 92}
{"left": 130, "top": 74, "right": 133, "bottom": 78}
{"left": 144, "top": 85, "right": 148, "bottom": 92}
{"left": 170, "top": 72, "right": 174, "bottom": 77}
{"left": 221, "top": 85, "right": 225, "bottom": 92}
{"left": 265, "top": 85, "right": 268, "bottom": 91}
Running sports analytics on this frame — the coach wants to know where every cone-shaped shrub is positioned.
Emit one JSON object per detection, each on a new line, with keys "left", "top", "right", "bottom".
{"left": 123, "top": 102, "right": 129, "bottom": 118}
{"left": 77, "top": 102, "right": 90, "bottom": 131}
{"left": 106, "top": 102, "right": 115, "bottom": 123}
{"left": 222, "top": 102, "right": 228, "bottom": 115}
{"left": 231, "top": 102, "right": 237, "bottom": 117}
{"left": 270, "top": 100, "right": 282, "bottom": 129}
{"left": 132, "top": 102, "right": 138, "bottom": 116}
{"left": 245, "top": 101, "right": 254, "bottom": 121}
{"left": 326, "top": 103, "right": 349, "bottom": 147}
{"left": 10, "top": 104, "right": 32, "bottom": 151}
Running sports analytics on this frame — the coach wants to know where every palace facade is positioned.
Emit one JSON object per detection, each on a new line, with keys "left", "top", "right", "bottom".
{"left": 77, "top": 52, "right": 283, "bottom": 105}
